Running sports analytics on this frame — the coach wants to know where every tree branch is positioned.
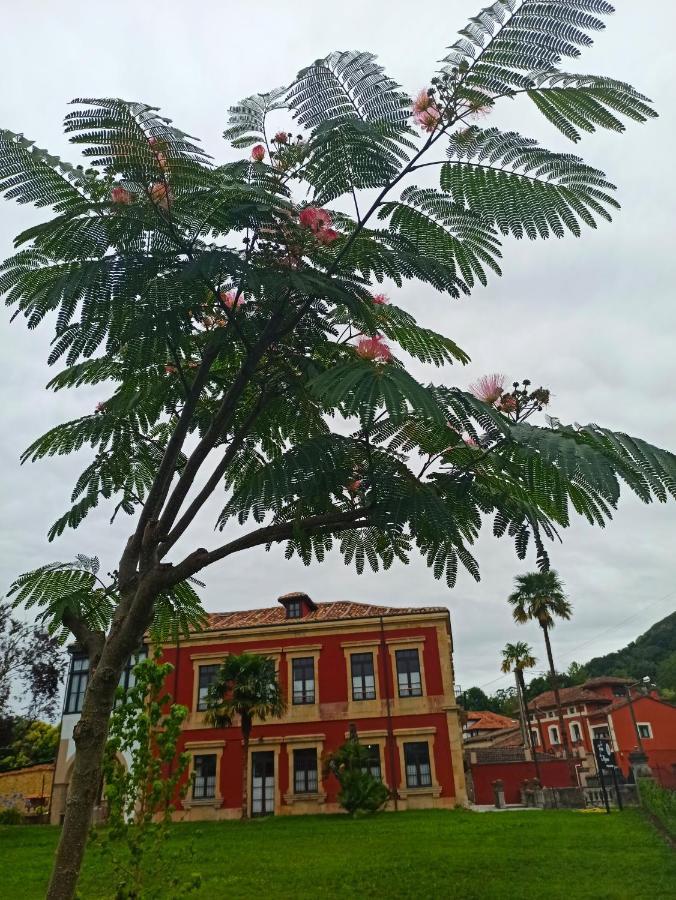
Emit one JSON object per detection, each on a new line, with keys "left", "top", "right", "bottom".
{"left": 119, "top": 345, "right": 218, "bottom": 582}
{"left": 61, "top": 609, "right": 105, "bottom": 664}
{"left": 158, "top": 391, "right": 271, "bottom": 556}
{"left": 164, "top": 507, "right": 370, "bottom": 585}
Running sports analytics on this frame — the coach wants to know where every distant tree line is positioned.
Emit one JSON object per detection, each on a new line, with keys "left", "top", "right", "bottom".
{"left": 0, "top": 600, "right": 65, "bottom": 771}
{"left": 459, "top": 661, "right": 590, "bottom": 718}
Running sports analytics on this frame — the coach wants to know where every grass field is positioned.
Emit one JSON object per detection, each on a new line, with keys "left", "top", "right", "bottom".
{"left": 1, "top": 809, "right": 674, "bottom": 899}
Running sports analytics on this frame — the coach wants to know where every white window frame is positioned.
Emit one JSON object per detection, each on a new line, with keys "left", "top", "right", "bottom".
{"left": 570, "top": 721, "right": 582, "bottom": 743}
{"left": 548, "top": 725, "right": 560, "bottom": 745}
{"left": 637, "top": 722, "right": 653, "bottom": 740}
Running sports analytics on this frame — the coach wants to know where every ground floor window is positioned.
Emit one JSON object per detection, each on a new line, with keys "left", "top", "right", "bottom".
{"left": 404, "top": 741, "right": 432, "bottom": 788}
{"left": 193, "top": 754, "right": 216, "bottom": 800}
{"left": 570, "top": 722, "right": 582, "bottom": 743}
{"left": 548, "top": 726, "right": 560, "bottom": 745}
{"left": 361, "top": 744, "right": 381, "bottom": 780}
{"left": 294, "top": 748, "right": 318, "bottom": 794}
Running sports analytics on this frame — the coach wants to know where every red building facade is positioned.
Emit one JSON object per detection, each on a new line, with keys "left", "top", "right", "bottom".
{"left": 161, "top": 593, "right": 466, "bottom": 818}
{"left": 527, "top": 676, "right": 676, "bottom": 787}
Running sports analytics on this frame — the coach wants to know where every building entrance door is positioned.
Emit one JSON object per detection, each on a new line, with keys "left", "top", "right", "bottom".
{"left": 251, "top": 751, "right": 275, "bottom": 816}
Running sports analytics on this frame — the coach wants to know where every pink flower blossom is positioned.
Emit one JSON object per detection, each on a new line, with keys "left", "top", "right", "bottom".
{"left": 219, "top": 290, "right": 244, "bottom": 310}
{"left": 413, "top": 89, "right": 434, "bottom": 113}
{"left": 94, "top": 402, "right": 106, "bottom": 414}
{"left": 299, "top": 206, "right": 332, "bottom": 233}
{"left": 412, "top": 89, "right": 442, "bottom": 131}
{"left": 499, "top": 394, "right": 517, "bottom": 413}
{"left": 462, "top": 432, "right": 478, "bottom": 447}
{"left": 150, "top": 182, "right": 172, "bottom": 210}
{"left": 274, "top": 131, "right": 289, "bottom": 144}
{"left": 346, "top": 478, "right": 362, "bottom": 493}
{"left": 164, "top": 364, "right": 177, "bottom": 375}
{"left": 356, "top": 334, "right": 392, "bottom": 362}
{"left": 316, "top": 227, "right": 339, "bottom": 245}
{"left": 251, "top": 144, "right": 266, "bottom": 162}
{"left": 469, "top": 373, "right": 505, "bottom": 405}
{"left": 371, "top": 292, "right": 388, "bottom": 305}
{"left": 413, "top": 106, "right": 441, "bottom": 132}
{"left": 111, "top": 186, "right": 133, "bottom": 205}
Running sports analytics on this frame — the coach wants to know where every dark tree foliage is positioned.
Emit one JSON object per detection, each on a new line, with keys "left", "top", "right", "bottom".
{"left": 0, "top": 600, "right": 65, "bottom": 722}
{"left": 583, "top": 611, "right": 676, "bottom": 685}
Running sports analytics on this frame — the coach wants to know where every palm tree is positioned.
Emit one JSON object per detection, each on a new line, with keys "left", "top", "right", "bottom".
{"left": 501, "top": 642, "right": 536, "bottom": 744}
{"left": 501, "top": 641, "right": 540, "bottom": 779}
{"left": 206, "top": 653, "right": 285, "bottom": 819}
{"left": 507, "top": 571, "right": 573, "bottom": 767}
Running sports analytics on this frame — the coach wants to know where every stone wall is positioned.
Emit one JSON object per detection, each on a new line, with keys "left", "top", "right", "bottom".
{"left": 0, "top": 763, "right": 54, "bottom": 812}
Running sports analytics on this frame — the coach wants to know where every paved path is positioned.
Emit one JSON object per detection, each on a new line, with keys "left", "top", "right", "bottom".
{"left": 469, "top": 804, "right": 540, "bottom": 812}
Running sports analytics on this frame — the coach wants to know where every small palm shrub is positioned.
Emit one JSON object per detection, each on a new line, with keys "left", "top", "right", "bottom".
{"left": 325, "top": 737, "right": 390, "bottom": 815}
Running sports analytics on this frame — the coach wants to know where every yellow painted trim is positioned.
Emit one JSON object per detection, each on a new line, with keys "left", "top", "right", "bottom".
{"left": 386, "top": 635, "right": 427, "bottom": 646}
{"left": 395, "top": 730, "right": 441, "bottom": 799}
{"left": 387, "top": 639, "right": 427, "bottom": 711}
{"left": 340, "top": 639, "right": 382, "bottom": 649}
{"left": 247, "top": 741, "right": 281, "bottom": 817}
{"left": 393, "top": 726, "right": 436, "bottom": 736}
{"left": 282, "top": 643, "right": 323, "bottom": 652}
{"left": 342, "top": 643, "right": 382, "bottom": 717}
{"left": 283, "top": 735, "right": 326, "bottom": 805}
{"left": 189, "top": 650, "right": 229, "bottom": 662}
{"left": 285, "top": 648, "right": 321, "bottom": 722}
{"left": 184, "top": 743, "right": 225, "bottom": 809}
{"left": 345, "top": 729, "right": 388, "bottom": 739}
{"left": 185, "top": 739, "right": 226, "bottom": 750}
{"left": 189, "top": 656, "right": 225, "bottom": 727}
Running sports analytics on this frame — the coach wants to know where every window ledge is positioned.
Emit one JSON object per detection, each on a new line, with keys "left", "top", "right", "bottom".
{"left": 398, "top": 785, "right": 442, "bottom": 800}
{"left": 283, "top": 791, "right": 326, "bottom": 805}
{"left": 182, "top": 797, "right": 222, "bottom": 810}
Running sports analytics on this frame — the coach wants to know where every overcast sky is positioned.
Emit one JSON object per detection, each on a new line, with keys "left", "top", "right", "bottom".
{"left": 1, "top": 1, "right": 674, "bottom": 695}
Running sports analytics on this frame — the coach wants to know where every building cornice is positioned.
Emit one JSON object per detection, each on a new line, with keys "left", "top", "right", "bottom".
{"left": 156, "top": 609, "right": 450, "bottom": 649}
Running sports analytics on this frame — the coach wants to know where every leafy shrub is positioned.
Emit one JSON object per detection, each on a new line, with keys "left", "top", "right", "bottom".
{"left": 0, "top": 806, "right": 23, "bottom": 825}
{"left": 325, "top": 736, "right": 390, "bottom": 816}
{"left": 640, "top": 779, "right": 676, "bottom": 836}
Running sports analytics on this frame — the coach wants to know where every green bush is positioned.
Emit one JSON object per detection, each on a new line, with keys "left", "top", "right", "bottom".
{"left": 0, "top": 806, "right": 23, "bottom": 825}
{"left": 640, "top": 779, "right": 676, "bottom": 836}
{"left": 325, "top": 736, "right": 390, "bottom": 816}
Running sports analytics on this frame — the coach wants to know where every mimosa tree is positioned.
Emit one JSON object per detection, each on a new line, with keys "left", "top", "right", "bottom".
{"left": 1, "top": 2, "right": 675, "bottom": 897}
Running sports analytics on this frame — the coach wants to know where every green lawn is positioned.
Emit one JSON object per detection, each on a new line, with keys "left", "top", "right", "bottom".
{"left": 1, "top": 809, "right": 673, "bottom": 899}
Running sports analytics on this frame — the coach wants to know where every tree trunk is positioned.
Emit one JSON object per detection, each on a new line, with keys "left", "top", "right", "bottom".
{"left": 541, "top": 625, "right": 573, "bottom": 770}
{"left": 46, "top": 583, "right": 157, "bottom": 900}
{"left": 514, "top": 671, "right": 529, "bottom": 748}
{"left": 46, "top": 652, "right": 123, "bottom": 898}
{"left": 517, "top": 667, "right": 541, "bottom": 783}
{"left": 241, "top": 716, "right": 251, "bottom": 820}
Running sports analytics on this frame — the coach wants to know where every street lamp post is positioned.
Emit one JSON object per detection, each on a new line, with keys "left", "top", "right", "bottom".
{"left": 624, "top": 676, "right": 651, "bottom": 753}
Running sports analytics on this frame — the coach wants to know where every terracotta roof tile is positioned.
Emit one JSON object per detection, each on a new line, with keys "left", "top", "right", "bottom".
{"left": 463, "top": 724, "right": 522, "bottom": 747}
{"left": 464, "top": 710, "right": 518, "bottom": 731}
{"left": 527, "top": 685, "right": 610, "bottom": 711}
{"left": 206, "top": 600, "right": 448, "bottom": 632}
